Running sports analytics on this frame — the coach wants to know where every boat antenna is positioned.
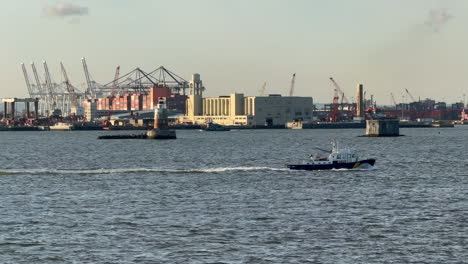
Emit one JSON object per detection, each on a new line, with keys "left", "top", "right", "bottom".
{"left": 331, "top": 139, "right": 338, "bottom": 152}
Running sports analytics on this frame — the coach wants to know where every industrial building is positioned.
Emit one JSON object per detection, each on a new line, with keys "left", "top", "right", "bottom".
{"left": 178, "top": 74, "right": 314, "bottom": 127}
{"left": 15, "top": 57, "right": 465, "bottom": 128}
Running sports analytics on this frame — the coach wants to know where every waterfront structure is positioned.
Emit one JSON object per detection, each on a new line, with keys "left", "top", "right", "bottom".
{"left": 2, "top": 98, "right": 39, "bottom": 121}
{"left": 179, "top": 74, "right": 314, "bottom": 127}
{"left": 366, "top": 119, "right": 400, "bottom": 136}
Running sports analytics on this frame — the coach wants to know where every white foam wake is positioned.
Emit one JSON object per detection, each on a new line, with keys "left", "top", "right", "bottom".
{"left": 0, "top": 166, "right": 289, "bottom": 175}
{"left": 331, "top": 165, "right": 376, "bottom": 172}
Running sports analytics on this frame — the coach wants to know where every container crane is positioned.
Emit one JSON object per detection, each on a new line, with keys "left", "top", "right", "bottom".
{"left": 31, "top": 62, "right": 44, "bottom": 95}
{"left": 110, "top": 65, "right": 120, "bottom": 96}
{"left": 60, "top": 62, "right": 79, "bottom": 112}
{"left": 81, "top": 57, "right": 95, "bottom": 99}
{"left": 31, "top": 62, "right": 46, "bottom": 114}
{"left": 289, "top": 73, "right": 296, "bottom": 96}
{"left": 21, "top": 63, "right": 34, "bottom": 98}
{"left": 43, "top": 61, "right": 58, "bottom": 112}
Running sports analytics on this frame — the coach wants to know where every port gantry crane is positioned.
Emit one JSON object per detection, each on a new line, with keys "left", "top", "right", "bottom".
{"left": 43, "top": 61, "right": 59, "bottom": 113}
{"left": 21, "top": 63, "right": 34, "bottom": 98}
{"left": 31, "top": 62, "right": 45, "bottom": 96}
{"left": 101, "top": 66, "right": 190, "bottom": 96}
{"left": 102, "top": 67, "right": 157, "bottom": 95}
{"left": 148, "top": 66, "right": 189, "bottom": 95}
{"left": 110, "top": 65, "right": 121, "bottom": 97}
{"left": 21, "top": 63, "right": 44, "bottom": 118}
{"left": 329, "top": 77, "right": 353, "bottom": 121}
{"left": 81, "top": 57, "right": 98, "bottom": 99}
{"left": 60, "top": 62, "right": 80, "bottom": 115}
{"left": 31, "top": 62, "right": 48, "bottom": 114}
{"left": 21, "top": 58, "right": 96, "bottom": 117}
{"left": 289, "top": 73, "right": 296, "bottom": 96}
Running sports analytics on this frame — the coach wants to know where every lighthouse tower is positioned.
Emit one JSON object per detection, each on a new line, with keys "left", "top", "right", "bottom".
{"left": 146, "top": 97, "right": 176, "bottom": 139}
{"left": 154, "top": 97, "right": 169, "bottom": 129}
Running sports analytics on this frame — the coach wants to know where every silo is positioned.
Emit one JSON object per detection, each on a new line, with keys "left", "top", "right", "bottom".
{"left": 356, "top": 84, "right": 364, "bottom": 117}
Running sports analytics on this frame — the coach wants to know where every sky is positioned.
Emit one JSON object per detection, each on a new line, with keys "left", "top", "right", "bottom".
{"left": 1, "top": 0, "right": 467, "bottom": 104}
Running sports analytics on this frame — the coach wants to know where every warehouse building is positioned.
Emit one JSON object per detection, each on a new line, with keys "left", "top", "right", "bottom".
{"left": 179, "top": 74, "right": 314, "bottom": 127}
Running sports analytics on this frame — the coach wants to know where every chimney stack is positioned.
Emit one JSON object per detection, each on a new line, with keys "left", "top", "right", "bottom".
{"left": 356, "top": 84, "right": 364, "bottom": 117}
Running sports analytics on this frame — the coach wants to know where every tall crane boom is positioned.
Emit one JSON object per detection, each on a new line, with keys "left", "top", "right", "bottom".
{"left": 21, "top": 63, "right": 33, "bottom": 97}
{"left": 289, "top": 73, "right": 296, "bottom": 96}
{"left": 329, "top": 77, "right": 349, "bottom": 104}
{"left": 81, "top": 57, "right": 95, "bottom": 98}
{"left": 111, "top": 65, "right": 120, "bottom": 96}
{"left": 31, "top": 62, "right": 45, "bottom": 95}
{"left": 43, "top": 61, "right": 57, "bottom": 109}
{"left": 60, "top": 62, "right": 79, "bottom": 109}
{"left": 330, "top": 88, "right": 340, "bottom": 122}
{"left": 405, "top": 88, "right": 416, "bottom": 102}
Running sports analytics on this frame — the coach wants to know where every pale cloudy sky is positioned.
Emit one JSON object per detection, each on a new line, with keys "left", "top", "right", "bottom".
{"left": 1, "top": 0, "right": 467, "bottom": 104}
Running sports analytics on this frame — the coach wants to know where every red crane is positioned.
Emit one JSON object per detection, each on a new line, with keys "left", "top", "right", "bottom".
{"left": 329, "top": 77, "right": 350, "bottom": 104}
{"left": 330, "top": 88, "right": 340, "bottom": 122}
{"left": 329, "top": 77, "right": 352, "bottom": 121}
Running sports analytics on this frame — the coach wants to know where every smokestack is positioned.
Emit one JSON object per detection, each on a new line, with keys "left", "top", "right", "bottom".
{"left": 356, "top": 84, "right": 364, "bottom": 117}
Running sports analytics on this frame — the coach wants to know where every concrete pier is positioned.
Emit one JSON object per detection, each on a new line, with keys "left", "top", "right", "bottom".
{"left": 366, "top": 119, "right": 400, "bottom": 137}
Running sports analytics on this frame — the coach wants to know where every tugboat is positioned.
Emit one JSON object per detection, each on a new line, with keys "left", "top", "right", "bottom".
{"left": 287, "top": 140, "right": 375, "bottom": 170}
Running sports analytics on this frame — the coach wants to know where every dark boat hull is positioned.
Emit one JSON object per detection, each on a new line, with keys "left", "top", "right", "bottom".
{"left": 287, "top": 159, "right": 376, "bottom": 171}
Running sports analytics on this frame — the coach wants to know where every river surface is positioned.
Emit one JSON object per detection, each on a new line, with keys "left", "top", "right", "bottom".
{"left": 0, "top": 127, "right": 467, "bottom": 263}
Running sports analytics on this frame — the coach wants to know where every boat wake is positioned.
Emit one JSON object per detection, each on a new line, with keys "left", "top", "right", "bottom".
{"left": 331, "top": 165, "right": 377, "bottom": 172}
{"left": 0, "top": 166, "right": 289, "bottom": 175}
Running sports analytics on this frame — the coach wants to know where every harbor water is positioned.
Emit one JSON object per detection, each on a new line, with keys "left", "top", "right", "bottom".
{"left": 0, "top": 127, "right": 467, "bottom": 263}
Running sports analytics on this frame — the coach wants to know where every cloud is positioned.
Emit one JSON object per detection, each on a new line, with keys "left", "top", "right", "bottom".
{"left": 425, "top": 9, "right": 453, "bottom": 32}
{"left": 42, "top": 2, "right": 89, "bottom": 17}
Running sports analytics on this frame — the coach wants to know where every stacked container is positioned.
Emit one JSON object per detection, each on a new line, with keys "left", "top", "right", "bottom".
{"left": 130, "top": 93, "right": 143, "bottom": 110}
{"left": 90, "top": 87, "right": 183, "bottom": 112}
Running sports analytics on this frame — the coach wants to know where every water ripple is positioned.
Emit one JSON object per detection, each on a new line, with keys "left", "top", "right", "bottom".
{"left": 0, "top": 129, "right": 467, "bottom": 263}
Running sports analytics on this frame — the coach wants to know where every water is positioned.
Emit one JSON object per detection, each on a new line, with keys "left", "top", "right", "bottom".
{"left": 0, "top": 127, "right": 467, "bottom": 263}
